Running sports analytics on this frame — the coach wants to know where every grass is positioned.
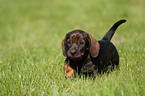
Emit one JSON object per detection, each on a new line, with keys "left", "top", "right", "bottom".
{"left": 0, "top": 0, "right": 145, "bottom": 95}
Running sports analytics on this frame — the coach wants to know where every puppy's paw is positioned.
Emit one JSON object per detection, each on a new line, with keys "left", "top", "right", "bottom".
{"left": 65, "top": 72, "right": 75, "bottom": 79}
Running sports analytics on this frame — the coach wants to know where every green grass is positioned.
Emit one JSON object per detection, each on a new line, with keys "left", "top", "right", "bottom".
{"left": 0, "top": 0, "right": 145, "bottom": 95}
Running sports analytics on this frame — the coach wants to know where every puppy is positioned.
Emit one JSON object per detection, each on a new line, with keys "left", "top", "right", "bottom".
{"left": 62, "top": 19, "right": 126, "bottom": 79}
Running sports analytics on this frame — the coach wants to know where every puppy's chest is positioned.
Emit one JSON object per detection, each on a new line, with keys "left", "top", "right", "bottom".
{"left": 69, "top": 57, "right": 95, "bottom": 73}
{"left": 69, "top": 60, "right": 84, "bottom": 72}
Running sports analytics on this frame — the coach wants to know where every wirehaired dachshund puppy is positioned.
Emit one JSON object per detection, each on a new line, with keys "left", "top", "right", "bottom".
{"left": 62, "top": 19, "right": 126, "bottom": 79}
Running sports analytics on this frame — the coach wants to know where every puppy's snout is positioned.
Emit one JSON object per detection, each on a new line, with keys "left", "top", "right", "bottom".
{"left": 70, "top": 50, "right": 76, "bottom": 55}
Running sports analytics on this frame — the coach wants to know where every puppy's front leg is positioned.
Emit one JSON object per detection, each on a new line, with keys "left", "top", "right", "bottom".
{"left": 64, "top": 59, "right": 75, "bottom": 79}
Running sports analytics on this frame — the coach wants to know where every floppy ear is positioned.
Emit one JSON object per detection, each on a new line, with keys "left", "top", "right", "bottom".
{"left": 62, "top": 38, "right": 67, "bottom": 56}
{"left": 88, "top": 34, "right": 100, "bottom": 57}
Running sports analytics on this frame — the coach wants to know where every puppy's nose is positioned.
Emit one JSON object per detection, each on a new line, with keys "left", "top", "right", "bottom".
{"left": 70, "top": 50, "right": 76, "bottom": 55}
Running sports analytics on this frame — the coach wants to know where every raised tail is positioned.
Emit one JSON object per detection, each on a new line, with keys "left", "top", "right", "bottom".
{"left": 102, "top": 19, "right": 126, "bottom": 41}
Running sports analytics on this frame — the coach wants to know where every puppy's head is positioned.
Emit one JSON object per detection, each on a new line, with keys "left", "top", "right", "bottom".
{"left": 62, "top": 30, "right": 100, "bottom": 60}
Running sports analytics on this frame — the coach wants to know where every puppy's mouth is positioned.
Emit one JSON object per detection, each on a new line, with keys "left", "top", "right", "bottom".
{"left": 68, "top": 56, "right": 82, "bottom": 60}
{"left": 67, "top": 53, "right": 84, "bottom": 60}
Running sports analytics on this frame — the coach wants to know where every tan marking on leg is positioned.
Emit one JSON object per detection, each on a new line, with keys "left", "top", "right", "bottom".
{"left": 64, "top": 61, "right": 75, "bottom": 79}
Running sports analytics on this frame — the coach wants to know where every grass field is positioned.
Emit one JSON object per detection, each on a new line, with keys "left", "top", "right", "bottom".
{"left": 0, "top": 0, "right": 145, "bottom": 95}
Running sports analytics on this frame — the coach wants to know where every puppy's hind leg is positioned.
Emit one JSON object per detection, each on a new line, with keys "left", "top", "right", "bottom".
{"left": 111, "top": 53, "right": 119, "bottom": 70}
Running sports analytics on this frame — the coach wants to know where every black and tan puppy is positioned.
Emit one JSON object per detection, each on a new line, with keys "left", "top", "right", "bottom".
{"left": 62, "top": 19, "right": 126, "bottom": 79}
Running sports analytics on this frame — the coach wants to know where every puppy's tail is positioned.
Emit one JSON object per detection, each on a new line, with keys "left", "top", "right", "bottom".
{"left": 102, "top": 19, "right": 126, "bottom": 41}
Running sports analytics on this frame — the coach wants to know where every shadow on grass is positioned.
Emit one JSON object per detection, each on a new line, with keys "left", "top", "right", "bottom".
{"left": 73, "top": 65, "right": 120, "bottom": 80}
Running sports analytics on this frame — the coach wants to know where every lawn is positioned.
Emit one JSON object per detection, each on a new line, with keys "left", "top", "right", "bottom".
{"left": 0, "top": 0, "right": 145, "bottom": 95}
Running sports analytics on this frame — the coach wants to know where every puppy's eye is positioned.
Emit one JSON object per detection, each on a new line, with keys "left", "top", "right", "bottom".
{"left": 80, "top": 42, "right": 84, "bottom": 45}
